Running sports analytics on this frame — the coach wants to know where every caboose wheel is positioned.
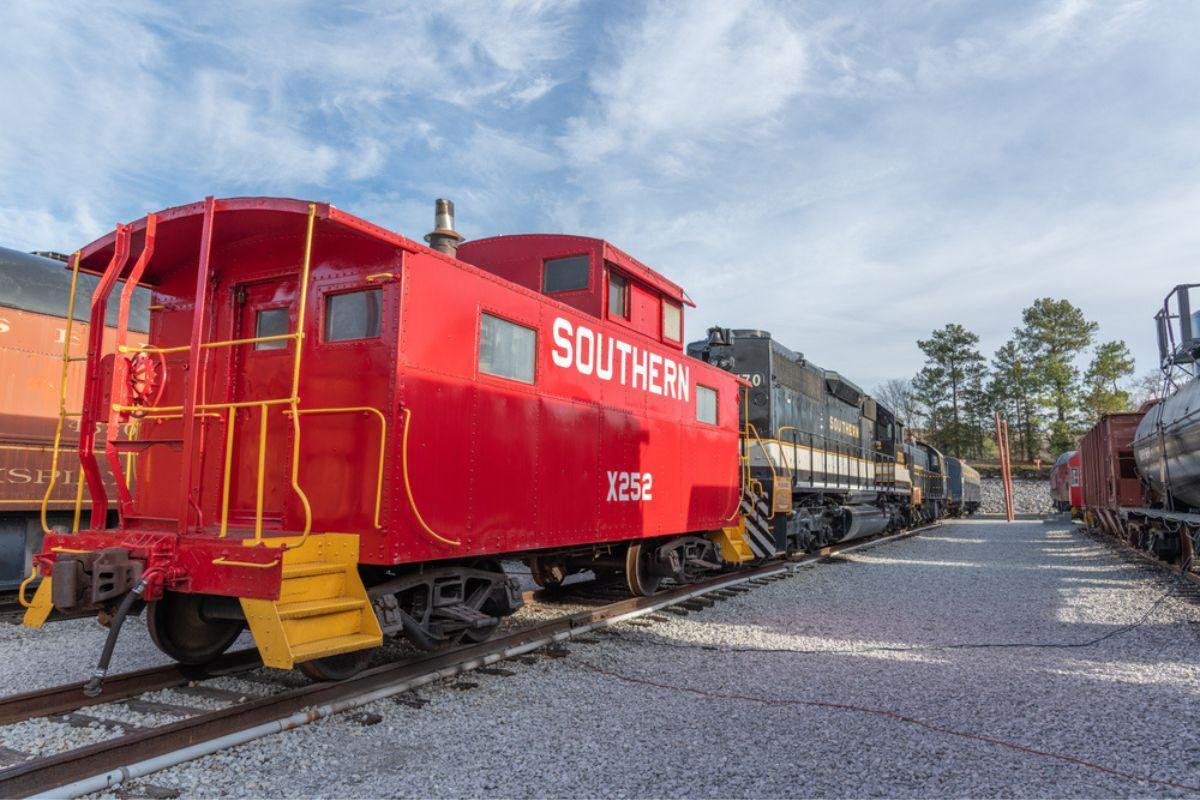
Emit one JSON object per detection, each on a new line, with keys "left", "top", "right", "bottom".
{"left": 624, "top": 543, "right": 661, "bottom": 596}
{"left": 530, "top": 557, "right": 568, "bottom": 589}
{"left": 146, "top": 592, "right": 243, "bottom": 665}
{"left": 298, "top": 648, "right": 373, "bottom": 681}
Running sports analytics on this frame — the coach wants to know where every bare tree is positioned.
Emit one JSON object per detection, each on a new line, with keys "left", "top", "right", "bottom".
{"left": 1130, "top": 369, "right": 1168, "bottom": 408}
{"left": 874, "top": 377, "right": 925, "bottom": 430}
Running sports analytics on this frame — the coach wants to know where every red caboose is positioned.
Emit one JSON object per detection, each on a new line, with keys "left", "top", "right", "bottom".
{"left": 21, "top": 197, "right": 745, "bottom": 681}
{"left": 1049, "top": 450, "right": 1082, "bottom": 514}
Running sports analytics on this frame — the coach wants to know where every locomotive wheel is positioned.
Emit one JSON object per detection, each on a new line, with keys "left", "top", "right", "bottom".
{"left": 299, "top": 648, "right": 373, "bottom": 681}
{"left": 147, "top": 592, "right": 243, "bottom": 665}
{"left": 624, "top": 543, "right": 662, "bottom": 596}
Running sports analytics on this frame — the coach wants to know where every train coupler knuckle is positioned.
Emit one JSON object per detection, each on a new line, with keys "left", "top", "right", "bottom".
{"left": 48, "top": 548, "right": 144, "bottom": 612}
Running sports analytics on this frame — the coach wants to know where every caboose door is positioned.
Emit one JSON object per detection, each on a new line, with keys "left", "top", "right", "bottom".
{"left": 225, "top": 277, "right": 300, "bottom": 531}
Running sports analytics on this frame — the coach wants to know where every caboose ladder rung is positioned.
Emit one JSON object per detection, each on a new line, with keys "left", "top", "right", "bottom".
{"left": 239, "top": 533, "right": 382, "bottom": 670}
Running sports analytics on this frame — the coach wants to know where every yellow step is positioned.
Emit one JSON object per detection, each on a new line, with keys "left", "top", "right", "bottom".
{"left": 277, "top": 597, "right": 366, "bottom": 620}
{"left": 283, "top": 561, "right": 346, "bottom": 579}
{"left": 290, "top": 632, "right": 382, "bottom": 663}
{"left": 240, "top": 534, "right": 383, "bottom": 670}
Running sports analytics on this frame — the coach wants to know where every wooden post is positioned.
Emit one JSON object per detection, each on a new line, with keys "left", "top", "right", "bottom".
{"left": 1001, "top": 418, "right": 1015, "bottom": 522}
{"left": 995, "top": 410, "right": 1015, "bottom": 522}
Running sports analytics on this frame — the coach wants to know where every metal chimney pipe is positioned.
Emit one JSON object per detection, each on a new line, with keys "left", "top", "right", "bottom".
{"left": 424, "top": 198, "right": 464, "bottom": 257}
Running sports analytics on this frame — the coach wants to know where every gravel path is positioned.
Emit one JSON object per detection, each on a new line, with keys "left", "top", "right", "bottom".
{"left": 11, "top": 519, "right": 1200, "bottom": 798}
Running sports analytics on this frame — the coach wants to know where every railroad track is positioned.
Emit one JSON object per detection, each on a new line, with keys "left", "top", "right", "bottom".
{"left": 0, "top": 525, "right": 932, "bottom": 798}
{"left": 1079, "top": 522, "right": 1200, "bottom": 599}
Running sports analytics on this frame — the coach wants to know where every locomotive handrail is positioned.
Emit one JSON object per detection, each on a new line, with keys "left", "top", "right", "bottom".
{"left": 284, "top": 406, "right": 387, "bottom": 529}
{"left": 743, "top": 423, "right": 779, "bottom": 484}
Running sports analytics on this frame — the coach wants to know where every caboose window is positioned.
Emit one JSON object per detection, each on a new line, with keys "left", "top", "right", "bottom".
{"left": 608, "top": 270, "right": 629, "bottom": 319}
{"left": 662, "top": 301, "right": 681, "bottom": 341}
{"left": 479, "top": 313, "right": 536, "bottom": 384}
{"left": 255, "top": 308, "right": 289, "bottom": 350}
{"left": 325, "top": 288, "right": 382, "bottom": 342}
{"left": 543, "top": 255, "right": 590, "bottom": 293}
{"left": 697, "top": 385, "right": 718, "bottom": 424}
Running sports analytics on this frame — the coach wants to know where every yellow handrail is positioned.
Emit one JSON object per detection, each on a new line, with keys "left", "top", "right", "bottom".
{"left": 118, "top": 332, "right": 300, "bottom": 355}
{"left": 212, "top": 556, "right": 280, "bottom": 569}
{"left": 401, "top": 407, "right": 460, "bottom": 546}
{"left": 743, "top": 422, "right": 779, "bottom": 484}
{"left": 285, "top": 406, "right": 387, "bottom": 528}
{"left": 17, "top": 567, "right": 38, "bottom": 609}
{"left": 255, "top": 403, "right": 268, "bottom": 540}
{"left": 219, "top": 407, "right": 237, "bottom": 537}
{"left": 40, "top": 250, "right": 83, "bottom": 537}
{"left": 112, "top": 397, "right": 294, "bottom": 415}
{"left": 283, "top": 205, "right": 317, "bottom": 549}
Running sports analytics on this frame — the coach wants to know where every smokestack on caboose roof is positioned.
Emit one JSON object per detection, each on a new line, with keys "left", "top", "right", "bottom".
{"left": 424, "top": 198, "right": 464, "bottom": 257}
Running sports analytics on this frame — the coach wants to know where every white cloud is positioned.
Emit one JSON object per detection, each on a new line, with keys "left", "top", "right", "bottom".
{"left": 547, "top": 0, "right": 1200, "bottom": 389}
{"left": 0, "top": 0, "right": 579, "bottom": 249}
{"left": 561, "top": 0, "right": 807, "bottom": 166}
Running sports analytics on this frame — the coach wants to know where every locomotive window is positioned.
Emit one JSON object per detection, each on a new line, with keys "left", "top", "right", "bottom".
{"left": 662, "top": 301, "right": 681, "bottom": 341}
{"left": 696, "top": 385, "right": 718, "bottom": 425}
{"left": 255, "top": 308, "right": 289, "bottom": 350}
{"left": 325, "top": 288, "right": 382, "bottom": 342}
{"left": 608, "top": 271, "right": 629, "bottom": 319}
{"left": 543, "top": 255, "right": 590, "bottom": 293}
{"left": 479, "top": 313, "right": 536, "bottom": 384}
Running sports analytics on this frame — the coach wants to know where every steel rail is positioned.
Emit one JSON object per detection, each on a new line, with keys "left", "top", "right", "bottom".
{"left": 0, "top": 649, "right": 262, "bottom": 727}
{"left": 1, "top": 525, "right": 933, "bottom": 799}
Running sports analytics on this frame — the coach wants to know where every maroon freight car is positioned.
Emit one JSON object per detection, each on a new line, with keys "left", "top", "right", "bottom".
{"left": 1080, "top": 411, "right": 1146, "bottom": 539}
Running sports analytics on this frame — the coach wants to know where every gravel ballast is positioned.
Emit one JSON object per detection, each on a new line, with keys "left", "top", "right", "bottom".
{"left": 7, "top": 519, "right": 1200, "bottom": 797}
{"left": 980, "top": 477, "right": 1054, "bottom": 514}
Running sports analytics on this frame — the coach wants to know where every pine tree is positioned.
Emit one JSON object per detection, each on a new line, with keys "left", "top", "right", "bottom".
{"left": 989, "top": 339, "right": 1041, "bottom": 461}
{"left": 912, "top": 324, "right": 987, "bottom": 456}
{"left": 1082, "top": 340, "right": 1135, "bottom": 420}
{"left": 1015, "top": 298, "right": 1098, "bottom": 454}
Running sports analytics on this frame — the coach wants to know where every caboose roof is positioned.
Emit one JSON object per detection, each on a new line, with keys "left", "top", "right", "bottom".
{"left": 69, "top": 200, "right": 694, "bottom": 311}
{"left": 459, "top": 234, "right": 692, "bottom": 307}
{"left": 72, "top": 197, "right": 436, "bottom": 286}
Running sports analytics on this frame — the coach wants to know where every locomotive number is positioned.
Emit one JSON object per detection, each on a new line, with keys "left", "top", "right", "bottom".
{"left": 606, "top": 471, "right": 653, "bottom": 502}
{"left": 738, "top": 373, "right": 763, "bottom": 386}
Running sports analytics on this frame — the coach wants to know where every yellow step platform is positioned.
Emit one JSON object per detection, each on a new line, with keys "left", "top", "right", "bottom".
{"left": 240, "top": 533, "right": 382, "bottom": 670}
{"left": 711, "top": 519, "right": 757, "bottom": 564}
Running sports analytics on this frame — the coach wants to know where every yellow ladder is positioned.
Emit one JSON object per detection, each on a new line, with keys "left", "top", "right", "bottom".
{"left": 240, "top": 533, "right": 382, "bottom": 669}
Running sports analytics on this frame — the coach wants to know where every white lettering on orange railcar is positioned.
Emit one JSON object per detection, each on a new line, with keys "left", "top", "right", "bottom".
{"left": 551, "top": 317, "right": 690, "bottom": 400}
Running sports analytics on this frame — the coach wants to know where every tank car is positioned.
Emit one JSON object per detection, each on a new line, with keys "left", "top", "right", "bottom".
{"left": 1048, "top": 450, "right": 1082, "bottom": 514}
{"left": 944, "top": 456, "right": 981, "bottom": 517}
{"left": 687, "top": 328, "right": 917, "bottom": 554}
{"left": 1077, "top": 284, "right": 1200, "bottom": 568}
{"left": 1124, "top": 283, "right": 1200, "bottom": 563}
{"left": 0, "top": 247, "right": 148, "bottom": 590}
{"left": 20, "top": 196, "right": 746, "bottom": 684}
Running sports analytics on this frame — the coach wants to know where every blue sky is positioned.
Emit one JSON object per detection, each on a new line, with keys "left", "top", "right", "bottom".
{"left": 2, "top": 0, "right": 1197, "bottom": 391}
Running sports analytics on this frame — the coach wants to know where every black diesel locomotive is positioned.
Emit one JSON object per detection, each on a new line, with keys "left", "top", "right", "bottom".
{"left": 689, "top": 327, "right": 957, "bottom": 557}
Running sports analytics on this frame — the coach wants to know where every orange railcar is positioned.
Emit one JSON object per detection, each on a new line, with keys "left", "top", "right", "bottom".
{"left": 0, "top": 247, "right": 147, "bottom": 588}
